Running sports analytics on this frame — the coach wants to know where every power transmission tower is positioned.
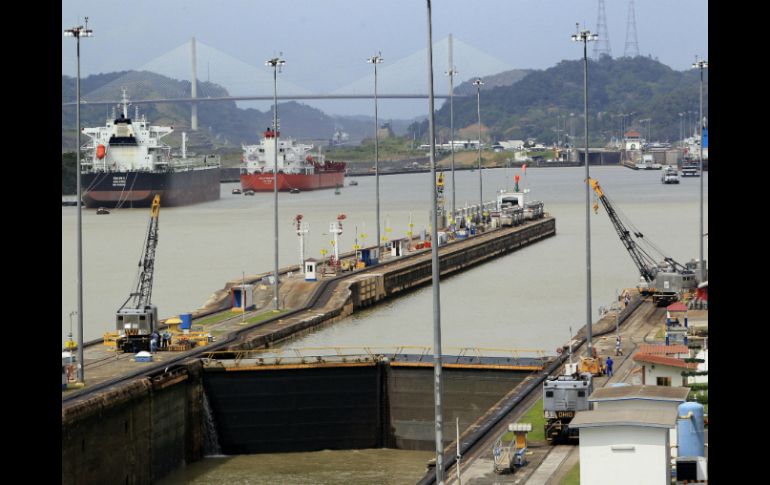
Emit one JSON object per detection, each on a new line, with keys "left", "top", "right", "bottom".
{"left": 624, "top": 0, "right": 640, "bottom": 58}
{"left": 593, "top": 0, "right": 612, "bottom": 59}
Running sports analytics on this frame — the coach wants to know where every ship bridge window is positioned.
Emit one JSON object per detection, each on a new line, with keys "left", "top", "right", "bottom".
{"left": 259, "top": 149, "right": 264, "bottom": 153}
{"left": 279, "top": 148, "right": 284, "bottom": 153}
{"left": 545, "top": 391, "right": 554, "bottom": 397}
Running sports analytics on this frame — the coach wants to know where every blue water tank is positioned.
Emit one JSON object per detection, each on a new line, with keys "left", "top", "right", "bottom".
{"left": 180, "top": 313, "right": 193, "bottom": 330}
{"left": 677, "top": 402, "right": 705, "bottom": 457}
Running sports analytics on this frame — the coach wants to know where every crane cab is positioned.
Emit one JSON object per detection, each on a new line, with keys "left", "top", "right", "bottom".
{"left": 116, "top": 305, "right": 158, "bottom": 353}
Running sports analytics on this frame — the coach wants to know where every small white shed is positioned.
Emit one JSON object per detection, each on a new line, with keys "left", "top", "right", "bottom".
{"left": 304, "top": 258, "right": 318, "bottom": 281}
{"left": 571, "top": 408, "right": 678, "bottom": 485}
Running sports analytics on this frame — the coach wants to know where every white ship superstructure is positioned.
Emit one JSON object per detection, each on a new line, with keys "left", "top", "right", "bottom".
{"left": 241, "top": 129, "right": 318, "bottom": 175}
{"left": 81, "top": 89, "right": 173, "bottom": 173}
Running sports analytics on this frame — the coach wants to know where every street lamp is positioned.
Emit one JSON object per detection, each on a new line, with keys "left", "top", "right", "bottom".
{"left": 446, "top": 60, "right": 458, "bottom": 216}
{"left": 472, "top": 78, "right": 484, "bottom": 215}
{"left": 638, "top": 119, "right": 651, "bottom": 146}
{"left": 571, "top": 24, "right": 598, "bottom": 357}
{"left": 692, "top": 57, "right": 708, "bottom": 283}
{"left": 64, "top": 19, "right": 93, "bottom": 384}
{"left": 266, "top": 56, "right": 285, "bottom": 311}
{"left": 367, "top": 53, "right": 383, "bottom": 260}
{"left": 426, "top": 1, "right": 445, "bottom": 482}
{"left": 678, "top": 113, "right": 684, "bottom": 151}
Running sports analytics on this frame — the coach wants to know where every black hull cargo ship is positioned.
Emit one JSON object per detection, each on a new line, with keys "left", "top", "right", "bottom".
{"left": 79, "top": 89, "right": 220, "bottom": 209}
{"left": 81, "top": 166, "right": 221, "bottom": 208}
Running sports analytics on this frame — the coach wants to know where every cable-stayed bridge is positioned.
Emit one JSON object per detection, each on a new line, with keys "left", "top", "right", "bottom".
{"left": 63, "top": 36, "right": 513, "bottom": 128}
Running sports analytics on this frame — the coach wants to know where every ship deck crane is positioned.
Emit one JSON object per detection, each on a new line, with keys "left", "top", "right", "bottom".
{"left": 116, "top": 195, "right": 161, "bottom": 353}
{"left": 588, "top": 178, "right": 697, "bottom": 306}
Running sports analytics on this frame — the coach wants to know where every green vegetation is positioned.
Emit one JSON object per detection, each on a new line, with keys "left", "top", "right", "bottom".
{"left": 520, "top": 398, "right": 545, "bottom": 442}
{"left": 326, "top": 136, "right": 424, "bottom": 163}
{"left": 194, "top": 309, "right": 287, "bottom": 327}
{"left": 62, "top": 71, "right": 379, "bottom": 152}
{"left": 435, "top": 56, "right": 707, "bottom": 146}
{"left": 62, "top": 152, "right": 76, "bottom": 195}
{"left": 195, "top": 311, "right": 242, "bottom": 326}
{"left": 436, "top": 150, "right": 511, "bottom": 168}
{"left": 500, "top": 398, "right": 545, "bottom": 443}
{"left": 562, "top": 462, "right": 580, "bottom": 485}
{"left": 246, "top": 309, "right": 287, "bottom": 325}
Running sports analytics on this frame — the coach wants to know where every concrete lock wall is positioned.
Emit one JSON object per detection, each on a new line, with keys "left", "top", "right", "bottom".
{"left": 61, "top": 364, "right": 205, "bottom": 485}
{"left": 63, "top": 360, "right": 532, "bottom": 483}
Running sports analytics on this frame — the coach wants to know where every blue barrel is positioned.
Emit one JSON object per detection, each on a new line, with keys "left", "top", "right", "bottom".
{"left": 677, "top": 402, "right": 705, "bottom": 457}
{"left": 180, "top": 313, "right": 193, "bottom": 330}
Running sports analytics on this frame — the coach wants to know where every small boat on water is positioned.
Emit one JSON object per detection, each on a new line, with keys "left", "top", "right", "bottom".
{"left": 289, "top": 188, "right": 301, "bottom": 194}
{"left": 349, "top": 180, "right": 358, "bottom": 186}
{"left": 232, "top": 188, "right": 242, "bottom": 195}
{"left": 96, "top": 207, "right": 111, "bottom": 215}
{"left": 680, "top": 161, "right": 700, "bottom": 177}
{"left": 243, "top": 190, "right": 256, "bottom": 196}
{"left": 661, "top": 166, "right": 680, "bottom": 184}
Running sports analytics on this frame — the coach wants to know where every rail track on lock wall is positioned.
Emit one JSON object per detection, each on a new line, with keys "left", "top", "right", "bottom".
{"left": 63, "top": 218, "right": 555, "bottom": 405}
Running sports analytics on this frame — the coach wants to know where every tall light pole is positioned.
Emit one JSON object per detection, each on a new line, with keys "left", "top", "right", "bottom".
{"left": 572, "top": 24, "right": 598, "bottom": 357}
{"left": 693, "top": 57, "right": 708, "bottom": 283}
{"left": 367, "top": 53, "right": 383, "bottom": 259}
{"left": 65, "top": 19, "right": 93, "bottom": 384}
{"left": 678, "top": 112, "right": 684, "bottom": 152}
{"left": 472, "top": 78, "right": 484, "bottom": 215}
{"left": 446, "top": 47, "right": 458, "bottom": 216}
{"left": 266, "top": 56, "right": 285, "bottom": 311}
{"left": 426, "top": 1, "right": 445, "bottom": 482}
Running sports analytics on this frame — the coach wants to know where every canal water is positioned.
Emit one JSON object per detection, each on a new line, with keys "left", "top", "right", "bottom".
{"left": 62, "top": 166, "right": 707, "bottom": 482}
{"left": 62, "top": 166, "right": 708, "bottom": 348}
{"left": 156, "top": 449, "right": 435, "bottom": 485}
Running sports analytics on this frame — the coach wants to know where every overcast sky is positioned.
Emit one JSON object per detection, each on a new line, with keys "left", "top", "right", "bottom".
{"left": 62, "top": 0, "right": 708, "bottom": 118}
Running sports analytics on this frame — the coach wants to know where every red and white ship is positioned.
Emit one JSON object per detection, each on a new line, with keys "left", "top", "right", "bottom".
{"left": 240, "top": 128, "right": 346, "bottom": 192}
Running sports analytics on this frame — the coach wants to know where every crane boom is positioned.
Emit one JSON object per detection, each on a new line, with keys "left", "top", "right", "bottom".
{"left": 135, "top": 195, "right": 161, "bottom": 309}
{"left": 115, "top": 195, "right": 161, "bottom": 353}
{"left": 588, "top": 178, "right": 656, "bottom": 283}
{"left": 119, "top": 195, "right": 161, "bottom": 310}
{"left": 588, "top": 178, "right": 698, "bottom": 306}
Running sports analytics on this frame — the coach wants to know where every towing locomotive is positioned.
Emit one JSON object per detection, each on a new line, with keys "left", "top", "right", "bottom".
{"left": 543, "top": 362, "right": 593, "bottom": 443}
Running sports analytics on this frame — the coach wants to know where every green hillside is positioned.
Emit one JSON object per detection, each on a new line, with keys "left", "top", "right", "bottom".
{"left": 434, "top": 56, "right": 707, "bottom": 146}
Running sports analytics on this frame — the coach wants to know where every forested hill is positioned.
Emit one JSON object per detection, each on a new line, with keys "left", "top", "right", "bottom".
{"left": 434, "top": 56, "right": 708, "bottom": 145}
{"left": 61, "top": 71, "right": 378, "bottom": 151}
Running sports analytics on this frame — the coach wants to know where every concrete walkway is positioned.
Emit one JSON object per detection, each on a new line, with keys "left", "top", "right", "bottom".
{"left": 525, "top": 446, "right": 573, "bottom": 485}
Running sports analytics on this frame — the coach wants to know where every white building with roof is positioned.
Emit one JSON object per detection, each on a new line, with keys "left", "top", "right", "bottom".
{"left": 571, "top": 408, "right": 677, "bottom": 485}
{"left": 624, "top": 129, "right": 645, "bottom": 151}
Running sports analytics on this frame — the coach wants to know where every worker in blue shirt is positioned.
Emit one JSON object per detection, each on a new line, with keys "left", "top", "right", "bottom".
{"left": 606, "top": 356, "right": 614, "bottom": 377}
